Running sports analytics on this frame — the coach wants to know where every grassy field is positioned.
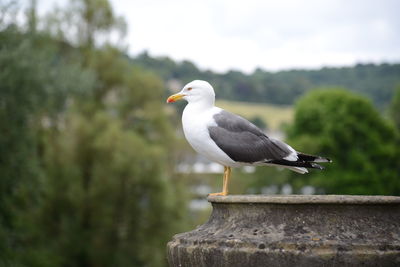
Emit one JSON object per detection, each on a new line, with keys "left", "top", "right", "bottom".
{"left": 216, "top": 100, "right": 294, "bottom": 131}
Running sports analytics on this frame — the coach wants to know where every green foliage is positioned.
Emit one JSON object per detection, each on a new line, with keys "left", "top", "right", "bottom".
{"left": 0, "top": 1, "right": 187, "bottom": 266}
{"left": 134, "top": 54, "right": 400, "bottom": 108}
{"left": 43, "top": 0, "right": 126, "bottom": 47}
{"left": 0, "top": 26, "right": 95, "bottom": 264}
{"left": 39, "top": 45, "right": 184, "bottom": 267}
{"left": 40, "top": 108, "right": 182, "bottom": 267}
{"left": 389, "top": 85, "right": 400, "bottom": 130}
{"left": 287, "top": 89, "right": 400, "bottom": 195}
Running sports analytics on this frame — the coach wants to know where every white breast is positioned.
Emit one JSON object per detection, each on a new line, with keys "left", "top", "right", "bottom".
{"left": 182, "top": 106, "right": 239, "bottom": 167}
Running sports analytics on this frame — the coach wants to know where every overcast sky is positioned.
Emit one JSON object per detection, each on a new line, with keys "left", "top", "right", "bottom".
{"left": 37, "top": 0, "right": 400, "bottom": 73}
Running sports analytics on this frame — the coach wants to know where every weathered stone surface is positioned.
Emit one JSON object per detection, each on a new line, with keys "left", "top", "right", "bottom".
{"left": 167, "top": 195, "right": 400, "bottom": 267}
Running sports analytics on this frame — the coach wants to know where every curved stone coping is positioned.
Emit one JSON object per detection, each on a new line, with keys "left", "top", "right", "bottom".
{"left": 207, "top": 194, "right": 400, "bottom": 204}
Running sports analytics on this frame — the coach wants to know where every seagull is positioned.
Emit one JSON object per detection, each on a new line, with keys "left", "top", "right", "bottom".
{"left": 167, "top": 80, "right": 331, "bottom": 196}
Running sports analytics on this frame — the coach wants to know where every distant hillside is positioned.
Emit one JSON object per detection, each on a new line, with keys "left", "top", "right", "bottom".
{"left": 132, "top": 52, "right": 400, "bottom": 108}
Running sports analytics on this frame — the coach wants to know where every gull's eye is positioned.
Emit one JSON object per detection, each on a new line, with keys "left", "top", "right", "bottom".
{"left": 187, "top": 87, "right": 192, "bottom": 91}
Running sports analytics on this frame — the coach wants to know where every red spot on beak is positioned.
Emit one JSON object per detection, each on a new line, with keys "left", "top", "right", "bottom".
{"left": 166, "top": 93, "right": 184, "bottom": 103}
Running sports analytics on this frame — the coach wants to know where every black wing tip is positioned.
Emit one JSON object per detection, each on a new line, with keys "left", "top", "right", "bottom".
{"left": 297, "top": 153, "right": 332, "bottom": 163}
{"left": 267, "top": 160, "right": 326, "bottom": 170}
{"left": 315, "top": 157, "right": 332, "bottom": 163}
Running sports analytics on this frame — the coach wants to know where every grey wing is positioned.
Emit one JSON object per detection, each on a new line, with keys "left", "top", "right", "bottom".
{"left": 208, "top": 110, "right": 292, "bottom": 163}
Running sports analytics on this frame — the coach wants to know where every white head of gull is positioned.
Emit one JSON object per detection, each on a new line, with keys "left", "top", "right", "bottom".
{"left": 167, "top": 80, "right": 331, "bottom": 196}
{"left": 168, "top": 80, "right": 215, "bottom": 109}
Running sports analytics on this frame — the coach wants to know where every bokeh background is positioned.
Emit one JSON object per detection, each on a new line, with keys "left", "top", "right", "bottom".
{"left": 1, "top": 0, "right": 399, "bottom": 266}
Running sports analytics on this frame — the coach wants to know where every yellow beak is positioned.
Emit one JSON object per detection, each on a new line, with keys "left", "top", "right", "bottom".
{"left": 166, "top": 93, "right": 185, "bottom": 103}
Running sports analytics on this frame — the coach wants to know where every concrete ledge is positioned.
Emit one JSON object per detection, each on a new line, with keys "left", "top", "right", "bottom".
{"left": 169, "top": 194, "right": 400, "bottom": 266}
{"left": 208, "top": 194, "right": 400, "bottom": 204}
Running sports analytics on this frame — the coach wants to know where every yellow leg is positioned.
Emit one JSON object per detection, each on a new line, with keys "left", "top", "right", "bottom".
{"left": 209, "top": 166, "right": 231, "bottom": 196}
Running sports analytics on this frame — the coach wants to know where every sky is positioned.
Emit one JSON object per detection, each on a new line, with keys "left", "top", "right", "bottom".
{"left": 36, "top": 0, "right": 400, "bottom": 73}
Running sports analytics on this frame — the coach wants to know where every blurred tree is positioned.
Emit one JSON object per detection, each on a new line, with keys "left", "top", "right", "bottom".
{"left": 287, "top": 89, "right": 400, "bottom": 195}
{"left": 1, "top": 0, "right": 188, "bottom": 266}
{"left": 26, "top": 0, "right": 37, "bottom": 33}
{"left": 389, "top": 85, "right": 400, "bottom": 130}
{"left": 41, "top": 98, "right": 183, "bottom": 267}
{"left": 0, "top": 25, "right": 95, "bottom": 266}
{"left": 43, "top": 0, "right": 127, "bottom": 48}
{"left": 34, "top": 1, "right": 187, "bottom": 266}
